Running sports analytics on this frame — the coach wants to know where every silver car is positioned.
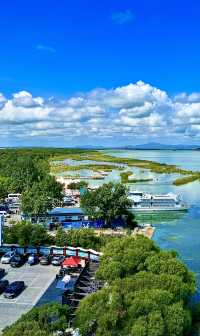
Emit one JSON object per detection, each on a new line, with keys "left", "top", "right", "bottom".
{"left": 1, "top": 251, "right": 15, "bottom": 264}
{"left": 51, "top": 255, "right": 65, "bottom": 266}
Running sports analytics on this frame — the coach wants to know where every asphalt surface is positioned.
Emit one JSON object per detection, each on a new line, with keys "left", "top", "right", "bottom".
{"left": 0, "top": 263, "right": 61, "bottom": 332}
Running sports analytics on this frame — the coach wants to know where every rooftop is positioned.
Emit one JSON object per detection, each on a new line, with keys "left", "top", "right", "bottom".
{"left": 48, "top": 207, "right": 84, "bottom": 215}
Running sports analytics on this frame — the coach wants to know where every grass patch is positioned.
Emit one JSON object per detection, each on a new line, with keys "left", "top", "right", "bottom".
{"left": 173, "top": 175, "right": 200, "bottom": 186}
{"left": 120, "top": 171, "right": 133, "bottom": 183}
{"left": 51, "top": 163, "right": 120, "bottom": 174}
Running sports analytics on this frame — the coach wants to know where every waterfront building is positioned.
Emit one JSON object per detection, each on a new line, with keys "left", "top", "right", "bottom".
{"left": 48, "top": 207, "right": 104, "bottom": 229}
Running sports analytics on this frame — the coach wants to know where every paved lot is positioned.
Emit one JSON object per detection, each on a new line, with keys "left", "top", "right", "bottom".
{"left": 0, "top": 263, "right": 60, "bottom": 331}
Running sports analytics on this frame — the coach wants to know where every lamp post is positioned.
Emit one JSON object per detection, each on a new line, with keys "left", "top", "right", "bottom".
{"left": 0, "top": 215, "right": 4, "bottom": 247}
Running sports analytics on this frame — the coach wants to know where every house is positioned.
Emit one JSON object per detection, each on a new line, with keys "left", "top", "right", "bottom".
{"left": 6, "top": 193, "right": 21, "bottom": 214}
{"left": 48, "top": 207, "right": 86, "bottom": 229}
{"left": 48, "top": 207, "right": 104, "bottom": 229}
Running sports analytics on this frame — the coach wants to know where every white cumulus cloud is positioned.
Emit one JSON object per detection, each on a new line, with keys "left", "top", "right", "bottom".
{"left": 0, "top": 81, "right": 200, "bottom": 144}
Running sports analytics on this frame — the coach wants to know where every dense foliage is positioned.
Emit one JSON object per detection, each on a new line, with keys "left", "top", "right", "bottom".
{"left": 75, "top": 236, "right": 196, "bottom": 336}
{"left": 2, "top": 303, "right": 69, "bottom": 336}
{"left": 4, "top": 221, "right": 53, "bottom": 246}
{"left": 0, "top": 149, "right": 65, "bottom": 214}
{"left": 55, "top": 227, "right": 110, "bottom": 250}
{"left": 4, "top": 223, "right": 109, "bottom": 250}
{"left": 67, "top": 180, "right": 88, "bottom": 190}
{"left": 80, "top": 182, "right": 136, "bottom": 228}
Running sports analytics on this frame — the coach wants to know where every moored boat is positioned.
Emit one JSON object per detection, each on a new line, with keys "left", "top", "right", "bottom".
{"left": 129, "top": 190, "right": 188, "bottom": 212}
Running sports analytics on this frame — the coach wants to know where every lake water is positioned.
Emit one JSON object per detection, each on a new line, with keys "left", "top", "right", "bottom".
{"left": 104, "top": 149, "right": 200, "bottom": 171}
{"left": 104, "top": 150, "right": 200, "bottom": 289}
{"left": 59, "top": 149, "right": 200, "bottom": 289}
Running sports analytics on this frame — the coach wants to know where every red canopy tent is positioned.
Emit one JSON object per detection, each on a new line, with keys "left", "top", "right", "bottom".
{"left": 62, "top": 256, "right": 81, "bottom": 268}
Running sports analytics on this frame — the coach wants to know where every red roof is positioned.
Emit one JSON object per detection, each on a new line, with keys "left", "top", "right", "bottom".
{"left": 62, "top": 256, "right": 81, "bottom": 267}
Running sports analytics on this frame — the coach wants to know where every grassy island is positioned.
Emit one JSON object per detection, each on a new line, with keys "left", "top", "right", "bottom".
{"left": 128, "top": 178, "right": 153, "bottom": 183}
{"left": 51, "top": 162, "right": 122, "bottom": 174}
{"left": 120, "top": 171, "right": 153, "bottom": 184}
{"left": 173, "top": 174, "right": 200, "bottom": 186}
{"left": 120, "top": 171, "right": 133, "bottom": 183}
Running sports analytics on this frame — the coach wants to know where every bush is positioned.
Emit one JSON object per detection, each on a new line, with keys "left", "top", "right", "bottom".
{"left": 75, "top": 236, "right": 196, "bottom": 336}
{"left": 2, "top": 303, "right": 69, "bottom": 336}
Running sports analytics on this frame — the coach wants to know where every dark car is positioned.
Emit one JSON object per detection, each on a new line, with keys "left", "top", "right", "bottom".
{"left": 0, "top": 280, "right": 9, "bottom": 294}
{"left": 0, "top": 268, "right": 5, "bottom": 279}
{"left": 39, "top": 255, "right": 51, "bottom": 265}
{"left": 4, "top": 281, "right": 25, "bottom": 299}
{"left": 51, "top": 255, "right": 65, "bottom": 266}
{"left": 56, "top": 267, "right": 70, "bottom": 280}
{"left": 10, "top": 255, "right": 26, "bottom": 268}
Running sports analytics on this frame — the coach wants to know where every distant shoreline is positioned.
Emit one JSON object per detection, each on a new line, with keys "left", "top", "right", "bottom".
{"left": 0, "top": 148, "right": 199, "bottom": 152}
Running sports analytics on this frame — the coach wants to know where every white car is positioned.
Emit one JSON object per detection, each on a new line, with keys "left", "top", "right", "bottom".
{"left": 0, "top": 211, "right": 10, "bottom": 219}
{"left": 1, "top": 251, "right": 15, "bottom": 264}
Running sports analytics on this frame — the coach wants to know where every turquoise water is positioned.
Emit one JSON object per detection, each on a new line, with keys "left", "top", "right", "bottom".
{"left": 104, "top": 149, "right": 200, "bottom": 171}
{"left": 105, "top": 150, "right": 200, "bottom": 288}
{"left": 58, "top": 149, "right": 200, "bottom": 287}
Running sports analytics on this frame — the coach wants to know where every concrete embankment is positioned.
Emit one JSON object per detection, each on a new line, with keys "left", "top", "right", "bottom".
{"left": 94, "top": 225, "right": 155, "bottom": 239}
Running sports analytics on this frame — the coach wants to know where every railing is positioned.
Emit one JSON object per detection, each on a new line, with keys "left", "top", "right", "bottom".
{"left": 0, "top": 244, "right": 101, "bottom": 261}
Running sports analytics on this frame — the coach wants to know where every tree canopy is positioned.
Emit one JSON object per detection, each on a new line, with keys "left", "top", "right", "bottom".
{"left": 80, "top": 182, "right": 136, "bottom": 228}
{"left": 75, "top": 236, "right": 196, "bottom": 336}
{"left": 55, "top": 227, "right": 109, "bottom": 250}
{"left": 4, "top": 221, "right": 53, "bottom": 246}
{"left": 0, "top": 149, "right": 64, "bottom": 215}
{"left": 2, "top": 303, "right": 69, "bottom": 336}
{"left": 68, "top": 180, "right": 88, "bottom": 190}
{"left": 21, "top": 175, "right": 63, "bottom": 216}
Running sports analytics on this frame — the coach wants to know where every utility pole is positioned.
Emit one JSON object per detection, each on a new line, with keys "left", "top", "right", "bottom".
{"left": 0, "top": 215, "right": 4, "bottom": 247}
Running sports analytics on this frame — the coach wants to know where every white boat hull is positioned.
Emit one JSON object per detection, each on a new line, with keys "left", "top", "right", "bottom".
{"left": 130, "top": 206, "right": 188, "bottom": 212}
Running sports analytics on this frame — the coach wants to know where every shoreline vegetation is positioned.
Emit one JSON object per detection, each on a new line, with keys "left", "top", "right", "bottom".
{"left": 172, "top": 174, "right": 200, "bottom": 186}
{"left": 50, "top": 150, "right": 200, "bottom": 186}
{"left": 120, "top": 171, "right": 153, "bottom": 184}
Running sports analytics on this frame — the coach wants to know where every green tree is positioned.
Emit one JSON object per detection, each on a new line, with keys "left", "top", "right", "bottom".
{"left": 75, "top": 279, "right": 193, "bottom": 336}
{"left": 2, "top": 303, "right": 69, "bottom": 336}
{"left": 4, "top": 221, "right": 52, "bottom": 246}
{"left": 54, "top": 227, "right": 68, "bottom": 247}
{"left": 55, "top": 227, "right": 107, "bottom": 250}
{"left": 0, "top": 176, "right": 12, "bottom": 200}
{"left": 75, "top": 236, "right": 195, "bottom": 336}
{"left": 0, "top": 149, "right": 63, "bottom": 215}
{"left": 96, "top": 235, "right": 156, "bottom": 281}
{"left": 80, "top": 182, "right": 135, "bottom": 228}
{"left": 68, "top": 181, "right": 88, "bottom": 190}
{"left": 21, "top": 176, "right": 63, "bottom": 218}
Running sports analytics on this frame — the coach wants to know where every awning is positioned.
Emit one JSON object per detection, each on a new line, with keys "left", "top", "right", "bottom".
{"left": 62, "top": 256, "right": 81, "bottom": 267}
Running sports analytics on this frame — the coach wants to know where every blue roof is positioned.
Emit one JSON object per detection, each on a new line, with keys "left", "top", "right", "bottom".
{"left": 48, "top": 207, "right": 84, "bottom": 215}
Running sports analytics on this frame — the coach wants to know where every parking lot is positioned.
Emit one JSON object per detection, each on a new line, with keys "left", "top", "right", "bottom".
{"left": 0, "top": 263, "right": 60, "bottom": 331}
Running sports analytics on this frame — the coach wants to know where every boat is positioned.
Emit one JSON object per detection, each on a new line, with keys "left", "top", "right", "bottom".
{"left": 129, "top": 190, "right": 188, "bottom": 212}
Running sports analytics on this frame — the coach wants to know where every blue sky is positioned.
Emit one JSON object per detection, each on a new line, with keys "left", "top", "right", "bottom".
{"left": 0, "top": 0, "right": 200, "bottom": 146}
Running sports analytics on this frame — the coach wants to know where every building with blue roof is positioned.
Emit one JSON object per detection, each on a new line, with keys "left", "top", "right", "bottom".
{"left": 48, "top": 207, "right": 104, "bottom": 229}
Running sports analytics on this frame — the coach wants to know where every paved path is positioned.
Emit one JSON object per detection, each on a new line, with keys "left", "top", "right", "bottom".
{"left": 0, "top": 263, "right": 60, "bottom": 331}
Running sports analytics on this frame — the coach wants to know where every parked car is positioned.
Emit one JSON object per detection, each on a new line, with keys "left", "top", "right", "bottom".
{"left": 4, "top": 281, "right": 25, "bottom": 299}
{"left": 0, "top": 210, "right": 10, "bottom": 219}
{"left": 10, "top": 255, "right": 26, "bottom": 268}
{"left": 0, "top": 280, "right": 9, "bottom": 294}
{"left": 51, "top": 255, "right": 65, "bottom": 266}
{"left": 0, "top": 268, "right": 5, "bottom": 279}
{"left": 39, "top": 255, "right": 51, "bottom": 265}
{"left": 56, "top": 267, "right": 70, "bottom": 280}
{"left": 1, "top": 251, "right": 15, "bottom": 264}
{"left": 0, "top": 204, "right": 9, "bottom": 212}
{"left": 27, "top": 254, "right": 39, "bottom": 266}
